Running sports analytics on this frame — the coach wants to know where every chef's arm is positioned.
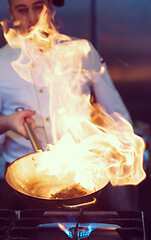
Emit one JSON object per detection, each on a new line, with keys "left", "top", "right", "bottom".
{"left": 0, "top": 110, "right": 36, "bottom": 139}
{"left": 91, "top": 62, "right": 132, "bottom": 124}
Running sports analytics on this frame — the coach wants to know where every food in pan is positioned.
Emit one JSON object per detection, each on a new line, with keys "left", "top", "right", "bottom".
{"left": 50, "top": 183, "right": 88, "bottom": 199}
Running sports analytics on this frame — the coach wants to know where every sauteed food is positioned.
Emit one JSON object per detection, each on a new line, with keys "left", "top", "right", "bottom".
{"left": 50, "top": 184, "right": 88, "bottom": 199}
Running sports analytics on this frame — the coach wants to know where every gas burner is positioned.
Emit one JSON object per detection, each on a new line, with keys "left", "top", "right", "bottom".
{"left": 57, "top": 222, "right": 120, "bottom": 239}
{"left": 67, "top": 226, "right": 90, "bottom": 239}
{"left": 0, "top": 210, "right": 146, "bottom": 240}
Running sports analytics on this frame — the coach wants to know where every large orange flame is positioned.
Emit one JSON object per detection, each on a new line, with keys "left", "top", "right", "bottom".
{"left": 1, "top": 7, "right": 146, "bottom": 193}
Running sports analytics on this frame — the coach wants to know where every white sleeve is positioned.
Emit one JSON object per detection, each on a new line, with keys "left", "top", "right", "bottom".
{"left": 87, "top": 42, "right": 132, "bottom": 123}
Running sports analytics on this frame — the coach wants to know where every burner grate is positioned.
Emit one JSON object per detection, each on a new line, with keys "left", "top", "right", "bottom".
{"left": 0, "top": 210, "right": 146, "bottom": 240}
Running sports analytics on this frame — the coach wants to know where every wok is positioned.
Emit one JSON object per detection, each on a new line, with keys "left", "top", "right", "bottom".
{"left": 5, "top": 118, "right": 108, "bottom": 209}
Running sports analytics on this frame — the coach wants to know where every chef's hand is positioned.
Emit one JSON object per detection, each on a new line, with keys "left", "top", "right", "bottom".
{"left": 0, "top": 110, "right": 36, "bottom": 139}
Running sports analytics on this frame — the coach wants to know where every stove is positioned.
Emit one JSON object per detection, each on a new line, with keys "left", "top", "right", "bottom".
{"left": 0, "top": 209, "right": 146, "bottom": 240}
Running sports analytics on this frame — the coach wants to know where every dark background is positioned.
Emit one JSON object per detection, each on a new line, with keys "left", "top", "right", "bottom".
{"left": 0, "top": 0, "right": 151, "bottom": 239}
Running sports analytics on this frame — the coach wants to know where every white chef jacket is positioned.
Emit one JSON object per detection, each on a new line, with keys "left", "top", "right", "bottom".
{"left": 0, "top": 40, "right": 131, "bottom": 163}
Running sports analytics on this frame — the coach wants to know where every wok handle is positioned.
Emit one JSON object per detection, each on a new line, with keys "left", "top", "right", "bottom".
{"left": 24, "top": 120, "right": 43, "bottom": 152}
{"left": 15, "top": 107, "right": 43, "bottom": 152}
{"left": 62, "top": 197, "right": 97, "bottom": 209}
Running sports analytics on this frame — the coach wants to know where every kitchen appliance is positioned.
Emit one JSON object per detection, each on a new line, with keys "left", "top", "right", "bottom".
{"left": 0, "top": 209, "right": 146, "bottom": 239}
{"left": 5, "top": 150, "right": 107, "bottom": 209}
{"left": 5, "top": 118, "right": 108, "bottom": 210}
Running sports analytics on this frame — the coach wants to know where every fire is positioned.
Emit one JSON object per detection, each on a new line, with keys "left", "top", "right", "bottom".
{"left": 58, "top": 222, "right": 95, "bottom": 239}
{"left": 1, "top": 7, "right": 146, "bottom": 194}
{"left": 58, "top": 223, "right": 70, "bottom": 236}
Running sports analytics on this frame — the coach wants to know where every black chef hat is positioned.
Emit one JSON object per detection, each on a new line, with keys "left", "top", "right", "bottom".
{"left": 53, "top": 0, "right": 64, "bottom": 7}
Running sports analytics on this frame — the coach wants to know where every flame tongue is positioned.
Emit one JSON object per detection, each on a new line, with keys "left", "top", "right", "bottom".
{"left": 1, "top": 7, "right": 146, "bottom": 193}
